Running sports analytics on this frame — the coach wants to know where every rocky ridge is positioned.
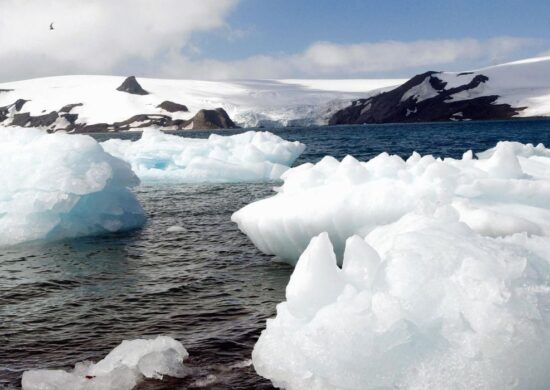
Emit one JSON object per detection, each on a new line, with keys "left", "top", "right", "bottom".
{"left": 329, "top": 71, "right": 526, "bottom": 125}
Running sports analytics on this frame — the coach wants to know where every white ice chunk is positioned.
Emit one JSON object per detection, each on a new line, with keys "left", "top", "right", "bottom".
{"left": 101, "top": 129, "right": 305, "bottom": 183}
{"left": 253, "top": 224, "right": 550, "bottom": 389}
{"left": 0, "top": 127, "right": 145, "bottom": 246}
{"left": 166, "top": 225, "right": 186, "bottom": 233}
{"left": 233, "top": 141, "right": 550, "bottom": 264}
{"left": 22, "top": 336, "right": 189, "bottom": 390}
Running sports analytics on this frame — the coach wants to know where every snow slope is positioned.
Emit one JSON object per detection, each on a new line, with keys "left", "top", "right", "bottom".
{"left": 0, "top": 76, "right": 403, "bottom": 128}
{"left": 407, "top": 56, "right": 550, "bottom": 117}
{"left": 440, "top": 55, "right": 550, "bottom": 117}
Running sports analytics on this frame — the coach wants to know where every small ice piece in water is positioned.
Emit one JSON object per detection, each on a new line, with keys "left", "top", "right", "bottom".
{"left": 166, "top": 225, "right": 186, "bottom": 233}
{"left": 101, "top": 128, "right": 305, "bottom": 182}
{"left": 0, "top": 127, "right": 145, "bottom": 247}
{"left": 22, "top": 336, "right": 189, "bottom": 390}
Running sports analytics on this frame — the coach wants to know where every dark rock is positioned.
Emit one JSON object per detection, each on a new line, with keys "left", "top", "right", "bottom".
{"left": 30, "top": 111, "right": 59, "bottom": 127}
{"left": 61, "top": 113, "right": 79, "bottom": 125}
{"left": 13, "top": 99, "right": 29, "bottom": 111}
{"left": 59, "top": 103, "right": 83, "bottom": 113}
{"left": 183, "top": 108, "right": 237, "bottom": 130}
{"left": 74, "top": 123, "right": 109, "bottom": 133}
{"left": 329, "top": 72, "right": 523, "bottom": 125}
{"left": 0, "top": 89, "right": 13, "bottom": 93}
{"left": 113, "top": 114, "right": 172, "bottom": 130}
{"left": 428, "top": 76, "right": 447, "bottom": 91}
{"left": 11, "top": 112, "right": 31, "bottom": 126}
{"left": 116, "top": 76, "right": 149, "bottom": 95}
{"left": 157, "top": 100, "right": 188, "bottom": 113}
{"left": 10, "top": 110, "right": 59, "bottom": 127}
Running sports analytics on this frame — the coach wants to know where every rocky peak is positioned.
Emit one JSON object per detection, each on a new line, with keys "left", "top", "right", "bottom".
{"left": 116, "top": 76, "right": 149, "bottom": 95}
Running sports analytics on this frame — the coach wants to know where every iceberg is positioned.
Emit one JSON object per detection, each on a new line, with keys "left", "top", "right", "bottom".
{"left": 101, "top": 129, "right": 305, "bottom": 182}
{"left": 232, "top": 141, "right": 550, "bottom": 264}
{"left": 253, "top": 226, "right": 550, "bottom": 389}
{"left": 22, "top": 336, "right": 189, "bottom": 390}
{"left": 0, "top": 127, "right": 145, "bottom": 246}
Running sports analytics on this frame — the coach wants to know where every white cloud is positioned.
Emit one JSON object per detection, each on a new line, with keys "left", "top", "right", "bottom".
{"left": 0, "top": 0, "right": 238, "bottom": 81}
{"left": 155, "top": 37, "right": 539, "bottom": 79}
{"left": 0, "top": 1, "right": 541, "bottom": 81}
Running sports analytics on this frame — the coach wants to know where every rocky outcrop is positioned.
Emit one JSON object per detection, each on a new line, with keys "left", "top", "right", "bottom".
{"left": 0, "top": 93, "right": 237, "bottom": 132}
{"left": 184, "top": 108, "right": 237, "bottom": 130}
{"left": 329, "top": 71, "right": 525, "bottom": 125}
{"left": 157, "top": 100, "right": 188, "bottom": 113}
{"left": 11, "top": 111, "right": 58, "bottom": 127}
{"left": 113, "top": 114, "right": 173, "bottom": 130}
{"left": 59, "top": 103, "right": 83, "bottom": 113}
{"left": 116, "top": 76, "right": 149, "bottom": 95}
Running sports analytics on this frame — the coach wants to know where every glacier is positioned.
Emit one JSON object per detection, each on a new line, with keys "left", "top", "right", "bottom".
{"left": 22, "top": 336, "right": 189, "bottom": 390}
{"left": 0, "top": 127, "right": 145, "bottom": 246}
{"left": 232, "top": 141, "right": 550, "bottom": 264}
{"left": 101, "top": 129, "right": 305, "bottom": 182}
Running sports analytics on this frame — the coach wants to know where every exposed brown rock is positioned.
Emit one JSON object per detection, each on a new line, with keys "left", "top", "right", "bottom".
{"left": 116, "top": 76, "right": 149, "bottom": 95}
{"left": 157, "top": 100, "right": 188, "bottom": 113}
{"left": 184, "top": 108, "right": 237, "bottom": 130}
{"left": 59, "top": 103, "right": 83, "bottom": 113}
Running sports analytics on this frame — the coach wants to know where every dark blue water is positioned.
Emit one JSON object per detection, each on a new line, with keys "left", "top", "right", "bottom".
{"left": 2, "top": 119, "right": 550, "bottom": 389}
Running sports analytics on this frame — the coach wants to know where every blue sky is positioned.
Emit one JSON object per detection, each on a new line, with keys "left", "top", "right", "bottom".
{"left": 198, "top": 0, "right": 550, "bottom": 63}
{"left": 1, "top": 0, "right": 549, "bottom": 81}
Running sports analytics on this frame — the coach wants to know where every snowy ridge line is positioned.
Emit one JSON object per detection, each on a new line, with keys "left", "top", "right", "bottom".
{"left": 0, "top": 76, "right": 403, "bottom": 131}
{"left": 100, "top": 128, "right": 306, "bottom": 183}
{"left": 329, "top": 55, "right": 550, "bottom": 124}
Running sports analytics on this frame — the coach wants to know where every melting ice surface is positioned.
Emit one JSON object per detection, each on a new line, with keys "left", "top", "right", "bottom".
{"left": 22, "top": 336, "right": 188, "bottom": 390}
{"left": 246, "top": 141, "right": 550, "bottom": 389}
{"left": 253, "top": 225, "right": 550, "bottom": 389}
{"left": 233, "top": 141, "right": 550, "bottom": 263}
{"left": 0, "top": 128, "right": 145, "bottom": 246}
{"left": 101, "top": 128, "right": 305, "bottom": 182}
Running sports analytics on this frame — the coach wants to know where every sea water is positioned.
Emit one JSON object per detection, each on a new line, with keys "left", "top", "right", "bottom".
{"left": 3, "top": 119, "right": 550, "bottom": 389}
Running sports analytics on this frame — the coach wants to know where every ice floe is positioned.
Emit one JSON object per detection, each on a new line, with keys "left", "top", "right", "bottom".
{"left": 101, "top": 129, "right": 305, "bottom": 182}
{"left": 0, "top": 128, "right": 145, "bottom": 246}
{"left": 253, "top": 223, "right": 550, "bottom": 389}
{"left": 22, "top": 336, "right": 188, "bottom": 390}
{"left": 232, "top": 141, "right": 550, "bottom": 264}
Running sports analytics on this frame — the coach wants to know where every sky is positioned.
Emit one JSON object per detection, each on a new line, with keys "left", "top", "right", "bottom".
{"left": 0, "top": 0, "right": 549, "bottom": 82}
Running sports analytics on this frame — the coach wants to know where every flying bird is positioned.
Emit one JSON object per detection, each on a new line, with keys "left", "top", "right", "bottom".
{"left": 49, "top": 22, "right": 54, "bottom": 30}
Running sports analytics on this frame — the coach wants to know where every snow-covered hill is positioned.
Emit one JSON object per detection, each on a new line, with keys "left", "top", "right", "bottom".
{"left": 2, "top": 56, "right": 549, "bottom": 132}
{"left": 330, "top": 56, "right": 550, "bottom": 124}
{"left": 0, "top": 76, "right": 402, "bottom": 131}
